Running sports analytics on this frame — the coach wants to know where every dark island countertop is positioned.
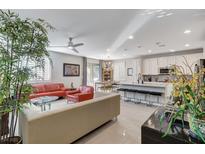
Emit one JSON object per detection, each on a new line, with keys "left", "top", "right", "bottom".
{"left": 141, "top": 107, "right": 203, "bottom": 144}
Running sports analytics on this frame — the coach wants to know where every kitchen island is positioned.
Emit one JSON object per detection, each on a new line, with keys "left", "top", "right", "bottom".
{"left": 118, "top": 82, "right": 172, "bottom": 106}
{"left": 141, "top": 107, "right": 203, "bottom": 143}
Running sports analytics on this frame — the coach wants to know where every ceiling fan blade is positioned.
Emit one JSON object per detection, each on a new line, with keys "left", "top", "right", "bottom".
{"left": 72, "top": 48, "right": 79, "bottom": 53}
{"left": 73, "top": 43, "right": 84, "bottom": 47}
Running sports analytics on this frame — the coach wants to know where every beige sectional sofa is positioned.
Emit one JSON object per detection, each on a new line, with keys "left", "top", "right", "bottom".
{"left": 19, "top": 93, "right": 120, "bottom": 144}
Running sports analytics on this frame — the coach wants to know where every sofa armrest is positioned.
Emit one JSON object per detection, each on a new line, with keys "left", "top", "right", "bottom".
{"left": 66, "top": 90, "right": 80, "bottom": 95}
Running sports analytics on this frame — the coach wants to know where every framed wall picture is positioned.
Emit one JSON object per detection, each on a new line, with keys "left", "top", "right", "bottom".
{"left": 127, "top": 68, "right": 133, "bottom": 76}
{"left": 63, "top": 63, "right": 80, "bottom": 76}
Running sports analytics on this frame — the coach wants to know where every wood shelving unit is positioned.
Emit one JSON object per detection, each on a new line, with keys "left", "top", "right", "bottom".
{"left": 102, "top": 61, "right": 113, "bottom": 82}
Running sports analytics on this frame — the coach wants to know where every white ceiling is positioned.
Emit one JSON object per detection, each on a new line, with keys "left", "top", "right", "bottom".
{"left": 14, "top": 9, "right": 205, "bottom": 60}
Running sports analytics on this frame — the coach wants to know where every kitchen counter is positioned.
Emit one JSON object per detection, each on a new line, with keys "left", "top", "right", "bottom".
{"left": 119, "top": 82, "right": 169, "bottom": 88}
{"left": 118, "top": 81, "right": 172, "bottom": 105}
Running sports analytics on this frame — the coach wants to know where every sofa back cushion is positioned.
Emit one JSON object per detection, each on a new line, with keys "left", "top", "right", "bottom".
{"left": 44, "top": 83, "right": 65, "bottom": 92}
{"left": 32, "top": 85, "right": 46, "bottom": 93}
{"left": 79, "top": 86, "right": 94, "bottom": 94}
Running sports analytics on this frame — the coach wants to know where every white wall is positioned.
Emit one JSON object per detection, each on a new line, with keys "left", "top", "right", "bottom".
{"left": 87, "top": 58, "right": 99, "bottom": 64}
{"left": 49, "top": 51, "right": 83, "bottom": 88}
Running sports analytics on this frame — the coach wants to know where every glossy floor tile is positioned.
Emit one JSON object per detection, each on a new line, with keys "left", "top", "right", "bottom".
{"left": 74, "top": 101, "right": 157, "bottom": 144}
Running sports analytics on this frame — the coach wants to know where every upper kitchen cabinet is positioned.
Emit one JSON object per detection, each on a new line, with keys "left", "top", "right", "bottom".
{"left": 150, "top": 58, "right": 158, "bottom": 74}
{"left": 158, "top": 57, "right": 168, "bottom": 68}
{"left": 167, "top": 56, "right": 176, "bottom": 66}
{"left": 175, "top": 55, "right": 188, "bottom": 74}
{"left": 158, "top": 56, "right": 176, "bottom": 68}
{"left": 136, "top": 58, "right": 142, "bottom": 75}
{"left": 143, "top": 58, "right": 150, "bottom": 75}
{"left": 143, "top": 58, "right": 158, "bottom": 75}
{"left": 186, "top": 53, "right": 202, "bottom": 74}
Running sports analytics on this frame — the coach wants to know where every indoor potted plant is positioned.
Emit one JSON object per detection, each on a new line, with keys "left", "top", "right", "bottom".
{"left": 0, "top": 10, "right": 53, "bottom": 143}
{"left": 160, "top": 57, "right": 205, "bottom": 143}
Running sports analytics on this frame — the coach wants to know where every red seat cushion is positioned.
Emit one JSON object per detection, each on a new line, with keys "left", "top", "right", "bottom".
{"left": 66, "top": 86, "right": 94, "bottom": 102}
{"left": 42, "top": 91, "right": 65, "bottom": 97}
{"left": 67, "top": 93, "right": 93, "bottom": 102}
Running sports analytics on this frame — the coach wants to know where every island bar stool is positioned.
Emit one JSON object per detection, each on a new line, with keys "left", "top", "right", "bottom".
{"left": 117, "top": 88, "right": 127, "bottom": 100}
{"left": 145, "top": 91, "right": 162, "bottom": 106}
{"left": 135, "top": 90, "right": 149, "bottom": 104}
{"left": 117, "top": 88, "right": 136, "bottom": 102}
{"left": 125, "top": 88, "right": 138, "bottom": 102}
{"left": 150, "top": 91, "right": 162, "bottom": 106}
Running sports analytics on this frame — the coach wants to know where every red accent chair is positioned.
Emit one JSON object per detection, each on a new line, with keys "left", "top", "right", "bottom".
{"left": 30, "top": 83, "right": 71, "bottom": 99}
{"left": 66, "top": 86, "right": 94, "bottom": 103}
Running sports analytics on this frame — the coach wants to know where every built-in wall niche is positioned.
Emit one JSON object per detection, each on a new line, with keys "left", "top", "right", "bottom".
{"left": 102, "top": 61, "right": 113, "bottom": 81}
{"left": 127, "top": 68, "right": 133, "bottom": 76}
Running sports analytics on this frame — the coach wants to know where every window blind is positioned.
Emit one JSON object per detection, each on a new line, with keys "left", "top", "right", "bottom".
{"left": 23, "top": 57, "right": 51, "bottom": 82}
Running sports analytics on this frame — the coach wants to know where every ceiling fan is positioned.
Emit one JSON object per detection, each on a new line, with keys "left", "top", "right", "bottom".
{"left": 50, "top": 37, "right": 84, "bottom": 53}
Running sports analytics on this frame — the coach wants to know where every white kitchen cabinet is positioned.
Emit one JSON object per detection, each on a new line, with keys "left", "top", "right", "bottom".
{"left": 186, "top": 53, "right": 202, "bottom": 74}
{"left": 126, "top": 52, "right": 202, "bottom": 76}
{"left": 175, "top": 55, "right": 188, "bottom": 74}
{"left": 136, "top": 58, "right": 142, "bottom": 75}
{"left": 143, "top": 58, "right": 158, "bottom": 75}
{"left": 167, "top": 56, "right": 176, "bottom": 66}
{"left": 158, "top": 57, "right": 168, "bottom": 68}
{"left": 143, "top": 58, "right": 150, "bottom": 75}
{"left": 150, "top": 58, "right": 158, "bottom": 74}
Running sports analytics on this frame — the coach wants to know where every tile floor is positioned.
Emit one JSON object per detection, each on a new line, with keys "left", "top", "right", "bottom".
{"left": 74, "top": 101, "right": 157, "bottom": 144}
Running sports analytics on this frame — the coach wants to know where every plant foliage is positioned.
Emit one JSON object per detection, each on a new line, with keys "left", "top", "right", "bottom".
{"left": 161, "top": 56, "right": 205, "bottom": 143}
{"left": 0, "top": 10, "right": 54, "bottom": 143}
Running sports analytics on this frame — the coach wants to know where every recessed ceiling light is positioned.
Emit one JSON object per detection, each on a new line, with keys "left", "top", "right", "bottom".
{"left": 106, "top": 48, "right": 110, "bottom": 52}
{"left": 157, "top": 15, "right": 164, "bottom": 18}
{"left": 128, "top": 35, "right": 134, "bottom": 39}
{"left": 166, "top": 13, "right": 173, "bottom": 16}
{"left": 185, "top": 44, "right": 190, "bottom": 47}
{"left": 184, "top": 30, "right": 191, "bottom": 34}
{"left": 68, "top": 46, "right": 74, "bottom": 49}
{"left": 148, "top": 50, "right": 152, "bottom": 53}
{"left": 169, "top": 49, "right": 175, "bottom": 52}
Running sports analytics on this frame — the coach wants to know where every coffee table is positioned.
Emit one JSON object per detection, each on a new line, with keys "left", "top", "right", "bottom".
{"left": 30, "top": 96, "right": 59, "bottom": 111}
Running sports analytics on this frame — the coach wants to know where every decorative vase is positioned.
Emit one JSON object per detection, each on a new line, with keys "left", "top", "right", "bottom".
{"left": 0, "top": 136, "right": 22, "bottom": 144}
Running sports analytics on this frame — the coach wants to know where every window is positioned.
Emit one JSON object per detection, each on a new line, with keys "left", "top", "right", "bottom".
{"left": 23, "top": 58, "right": 51, "bottom": 82}
{"left": 87, "top": 63, "right": 100, "bottom": 86}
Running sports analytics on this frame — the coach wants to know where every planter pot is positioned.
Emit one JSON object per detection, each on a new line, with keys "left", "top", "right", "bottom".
{"left": 0, "top": 136, "right": 22, "bottom": 144}
{"left": 0, "top": 113, "right": 9, "bottom": 136}
{"left": 188, "top": 114, "right": 205, "bottom": 143}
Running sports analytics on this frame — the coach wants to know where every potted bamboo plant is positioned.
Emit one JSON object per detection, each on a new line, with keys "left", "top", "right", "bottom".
{"left": 160, "top": 57, "right": 205, "bottom": 143}
{"left": 0, "top": 10, "right": 53, "bottom": 143}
